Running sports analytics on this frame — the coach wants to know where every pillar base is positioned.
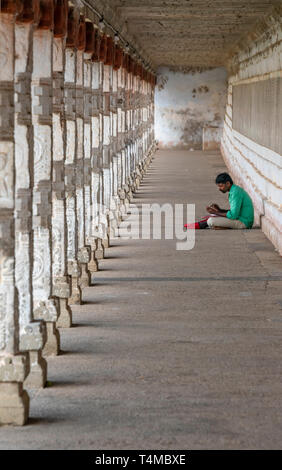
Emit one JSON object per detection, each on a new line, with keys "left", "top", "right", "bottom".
{"left": 24, "top": 351, "right": 47, "bottom": 389}
{"left": 0, "top": 382, "right": 29, "bottom": 426}
{"left": 42, "top": 322, "right": 60, "bottom": 357}
{"left": 88, "top": 249, "right": 99, "bottom": 273}
{"left": 79, "top": 263, "right": 91, "bottom": 289}
{"left": 102, "top": 234, "right": 110, "bottom": 249}
{"left": 119, "top": 202, "right": 127, "bottom": 219}
{"left": 95, "top": 238, "right": 105, "bottom": 260}
{"left": 57, "top": 298, "right": 72, "bottom": 328}
{"left": 68, "top": 276, "right": 82, "bottom": 305}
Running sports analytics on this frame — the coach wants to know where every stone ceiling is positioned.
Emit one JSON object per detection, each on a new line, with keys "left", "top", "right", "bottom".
{"left": 93, "top": 0, "right": 280, "bottom": 69}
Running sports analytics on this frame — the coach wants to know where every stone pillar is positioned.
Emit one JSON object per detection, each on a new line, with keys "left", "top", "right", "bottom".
{"left": 141, "top": 73, "right": 147, "bottom": 168}
{"left": 150, "top": 78, "right": 155, "bottom": 148}
{"left": 14, "top": 16, "right": 47, "bottom": 387}
{"left": 137, "top": 70, "right": 144, "bottom": 176}
{"left": 64, "top": 7, "right": 82, "bottom": 305}
{"left": 116, "top": 65, "right": 125, "bottom": 216}
{"left": 102, "top": 63, "right": 111, "bottom": 248}
{"left": 131, "top": 68, "right": 137, "bottom": 191}
{"left": 110, "top": 66, "right": 121, "bottom": 232}
{"left": 126, "top": 65, "right": 133, "bottom": 201}
{"left": 84, "top": 26, "right": 99, "bottom": 274}
{"left": 119, "top": 59, "right": 130, "bottom": 212}
{"left": 91, "top": 58, "right": 104, "bottom": 261}
{"left": 0, "top": 6, "right": 30, "bottom": 425}
{"left": 133, "top": 69, "right": 141, "bottom": 190}
{"left": 76, "top": 21, "right": 91, "bottom": 290}
{"left": 52, "top": 27, "right": 72, "bottom": 328}
{"left": 31, "top": 7, "right": 60, "bottom": 356}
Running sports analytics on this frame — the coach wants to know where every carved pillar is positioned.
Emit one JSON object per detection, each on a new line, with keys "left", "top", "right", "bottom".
{"left": 31, "top": 5, "right": 60, "bottom": 356}
{"left": 143, "top": 74, "right": 148, "bottom": 161}
{"left": 76, "top": 18, "right": 91, "bottom": 289}
{"left": 119, "top": 58, "right": 129, "bottom": 211}
{"left": 64, "top": 7, "right": 81, "bottom": 305}
{"left": 147, "top": 76, "right": 153, "bottom": 163}
{"left": 141, "top": 72, "right": 147, "bottom": 169}
{"left": 119, "top": 56, "right": 129, "bottom": 211}
{"left": 137, "top": 70, "right": 144, "bottom": 173}
{"left": 52, "top": 29, "right": 72, "bottom": 328}
{"left": 102, "top": 62, "right": 111, "bottom": 248}
{"left": 135, "top": 69, "right": 142, "bottom": 185}
{"left": 14, "top": 15, "right": 47, "bottom": 387}
{"left": 132, "top": 68, "right": 140, "bottom": 190}
{"left": 110, "top": 64, "right": 121, "bottom": 232}
{"left": 0, "top": 7, "right": 29, "bottom": 425}
{"left": 130, "top": 64, "right": 136, "bottom": 192}
{"left": 135, "top": 80, "right": 141, "bottom": 188}
{"left": 131, "top": 68, "right": 137, "bottom": 190}
{"left": 125, "top": 62, "right": 133, "bottom": 201}
{"left": 116, "top": 65, "right": 124, "bottom": 214}
{"left": 90, "top": 57, "right": 104, "bottom": 261}
{"left": 84, "top": 24, "right": 99, "bottom": 273}
{"left": 150, "top": 76, "right": 155, "bottom": 149}
{"left": 141, "top": 72, "right": 146, "bottom": 161}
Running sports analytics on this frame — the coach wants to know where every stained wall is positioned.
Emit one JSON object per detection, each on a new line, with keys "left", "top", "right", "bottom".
{"left": 155, "top": 67, "right": 227, "bottom": 150}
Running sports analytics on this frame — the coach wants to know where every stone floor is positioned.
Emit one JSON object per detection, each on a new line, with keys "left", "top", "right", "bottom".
{"left": 1, "top": 149, "right": 282, "bottom": 449}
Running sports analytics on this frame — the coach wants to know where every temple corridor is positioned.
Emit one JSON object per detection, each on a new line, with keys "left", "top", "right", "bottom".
{"left": 0, "top": 0, "right": 281, "bottom": 449}
{"left": 1, "top": 150, "right": 282, "bottom": 449}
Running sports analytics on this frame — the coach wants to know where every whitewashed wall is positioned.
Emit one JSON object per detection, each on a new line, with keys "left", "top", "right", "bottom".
{"left": 155, "top": 67, "right": 227, "bottom": 150}
{"left": 222, "top": 16, "right": 282, "bottom": 254}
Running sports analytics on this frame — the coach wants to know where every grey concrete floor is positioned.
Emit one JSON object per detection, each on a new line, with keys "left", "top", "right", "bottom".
{"left": 1, "top": 149, "right": 282, "bottom": 449}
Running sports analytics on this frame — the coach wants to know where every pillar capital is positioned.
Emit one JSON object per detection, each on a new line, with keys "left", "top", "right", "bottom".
{"left": 77, "top": 14, "right": 86, "bottom": 51}
{"left": 37, "top": 0, "right": 54, "bottom": 30}
{"left": 66, "top": 5, "right": 79, "bottom": 49}
{"left": 15, "top": 0, "right": 40, "bottom": 24}
{"left": 54, "top": 0, "right": 68, "bottom": 38}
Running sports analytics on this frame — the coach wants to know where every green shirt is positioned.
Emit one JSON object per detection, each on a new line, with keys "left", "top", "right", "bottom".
{"left": 226, "top": 184, "right": 254, "bottom": 228}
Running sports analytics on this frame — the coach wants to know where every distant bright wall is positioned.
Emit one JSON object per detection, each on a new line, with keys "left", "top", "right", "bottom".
{"left": 155, "top": 67, "right": 227, "bottom": 150}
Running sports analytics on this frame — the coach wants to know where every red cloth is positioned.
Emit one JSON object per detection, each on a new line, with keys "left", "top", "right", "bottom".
{"left": 184, "top": 222, "right": 200, "bottom": 229}
{"left": 184, "top": 214, "right": 211, "bottom": 229}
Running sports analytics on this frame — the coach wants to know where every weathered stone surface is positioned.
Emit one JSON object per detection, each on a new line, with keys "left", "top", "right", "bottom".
{"left": 155, "top": 67, "right": 227, "bottom": 150}
{"left": 0, "top": 354, "right": 28, "bottom": 383}
{"left": 42, "top": 321, "right": 60, "bottom": 357}
{"left": 0, "top": 382, "right": 29, "bottom": 426}
{"left": 56, "top": 299, "right": 72, "bottom": 329}
{"left": 24, "top": 351, "right": 47, "bottom": 389}
{"left": 32, "top": 28, "right": 60, "bottom": 357}
{"left": 54, "top": 0, "right": 68, "bottom": 38}
{"left": 64, "top": 46, "right": 82, "bottom": 304}
{"left": 0, "top": 12, "right": 30, "bottom": 421}
{"left": 52, "top": 37, "right": 72, "bottom": 329}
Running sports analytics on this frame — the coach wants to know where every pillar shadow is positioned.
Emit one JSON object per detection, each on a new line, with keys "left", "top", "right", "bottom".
{"left": 27, "top": 417, "right": 69, "bottom": 426}
{"left": 88, "top": 282, "right": 112, "bottom": 288}
{"left": 45, "top": 379, "right": 91, "bottom": 387}
{"left": 71, "top": 322, "right": 98, "bottom": 328}
{"left": 103, "top": 254, "right": 129, "bottom": 259}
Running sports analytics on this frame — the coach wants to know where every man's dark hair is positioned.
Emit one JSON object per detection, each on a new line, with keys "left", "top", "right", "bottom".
{"left": 215, "top": 173, "right": 233, "bottom": 185}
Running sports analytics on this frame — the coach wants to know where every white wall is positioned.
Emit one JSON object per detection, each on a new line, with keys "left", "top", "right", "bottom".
{"left": 155, "top": 67, "right": 227, "bottom": 150}
{"left": 222, "top": 16, "right": 282, "bottom": 254}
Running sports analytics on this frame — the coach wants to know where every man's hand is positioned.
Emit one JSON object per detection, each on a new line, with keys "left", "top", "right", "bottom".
{"left": 206, "top": 203, "right": 228, "bottom": 217}
{"left": 206, "top": 206, "right": 216, "bottom": 214}
{"left": 206, "top": 204, "right": 220, "bottom": 214}
{"left": 210, "top": 203, "right": 220, "bottom": 211}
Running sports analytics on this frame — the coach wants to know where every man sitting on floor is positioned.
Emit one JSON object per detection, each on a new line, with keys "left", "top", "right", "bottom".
{"left": 199, "top": 172, "right": 254, "bottom": 230}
